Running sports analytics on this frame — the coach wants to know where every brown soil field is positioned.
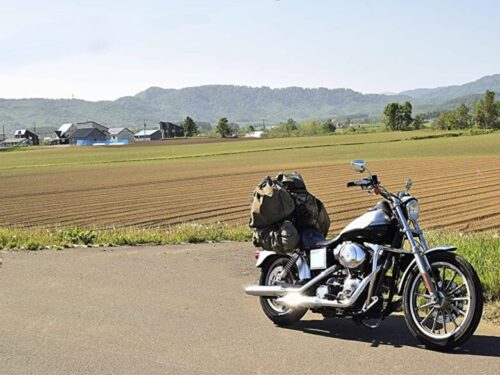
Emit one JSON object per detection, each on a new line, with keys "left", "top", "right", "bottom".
{"left": 1, "top": 156, "right": 498, "bottom": 233}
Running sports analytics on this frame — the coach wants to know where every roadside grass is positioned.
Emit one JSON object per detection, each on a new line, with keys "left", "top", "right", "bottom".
{"left": 426, "top": 230, "right": 500, "bottom": 301}
{"left": 0, "top": 223, "right": 252, "bottom": 250}
{"left": 0, "top": 225, "right": 498, "bottom": 300}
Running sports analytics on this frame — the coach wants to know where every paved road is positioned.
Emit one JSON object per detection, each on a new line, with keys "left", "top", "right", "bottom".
{"left": 0, "top": 243, "right": 499, "bottom": 374}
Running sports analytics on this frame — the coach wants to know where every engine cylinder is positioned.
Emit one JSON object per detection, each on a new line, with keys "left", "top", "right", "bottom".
{"left": 337, "top": 242, "right": 366, "bottom": 268}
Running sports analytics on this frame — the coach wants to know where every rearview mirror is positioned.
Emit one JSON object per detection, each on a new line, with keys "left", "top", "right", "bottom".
{"left": 351, "top": 160, "right": 366, "bottom": 173}
{"left": 406, "top": 177, "right": 413, "bottom": 191}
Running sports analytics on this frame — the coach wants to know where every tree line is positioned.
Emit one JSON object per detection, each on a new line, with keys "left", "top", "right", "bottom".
{"left": 183, "top": 90, "right": 499, "bottom": 138}
{"left": 383, "top": 90, "right": 499, "bottom": 131}
{"left": 180, "top": 116, "right": 239, "bottom": 138}
{"left": 434, "top": 91, "right": 499, "bottom": 130}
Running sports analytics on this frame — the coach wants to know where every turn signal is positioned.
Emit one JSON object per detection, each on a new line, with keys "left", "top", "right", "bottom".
{"left": 254, "top": 249, "right": 260, "bottom": 259}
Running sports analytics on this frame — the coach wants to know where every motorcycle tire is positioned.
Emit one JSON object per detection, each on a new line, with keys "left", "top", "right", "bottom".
{"left": 259, "top": 256, "right": 307, "bottom": 326}
{"left": 403, "top": 252, "right": 483, "bottom": 351}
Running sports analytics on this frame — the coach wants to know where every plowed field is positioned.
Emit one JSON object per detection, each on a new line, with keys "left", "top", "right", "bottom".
{"left": 1, "top": 131, "right": 499, "bottom": 233}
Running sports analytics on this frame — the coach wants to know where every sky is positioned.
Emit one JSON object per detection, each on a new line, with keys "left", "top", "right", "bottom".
{"left": 1, "top": 0, "right": 499, "bottom": 101}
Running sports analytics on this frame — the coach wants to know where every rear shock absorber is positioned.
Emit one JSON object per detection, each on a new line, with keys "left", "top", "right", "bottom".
{"left": 278, "top": 252, "right": 300, "bottom": 280}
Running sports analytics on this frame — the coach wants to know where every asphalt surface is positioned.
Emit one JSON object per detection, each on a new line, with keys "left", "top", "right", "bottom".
{"left": 0, "top": 242, "right": 499, "bottom": 374}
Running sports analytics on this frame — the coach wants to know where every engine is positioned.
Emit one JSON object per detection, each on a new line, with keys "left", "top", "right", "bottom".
{"left": 315, "top": 242, "right": 368, "bottom": 301}
{"left": 336, "top": 242, "right": 367, "bottom": 269}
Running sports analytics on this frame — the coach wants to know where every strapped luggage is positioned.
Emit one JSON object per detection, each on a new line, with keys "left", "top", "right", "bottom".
{"left": 276, "top": 172, "right": 331, "bottom": 237}
{"left": 249, "top": 172, "right": 331, "bottom": 253}
{"left": 252, "top": 220, "right": 300, "bottom": 253}
{"left": 249, "top": 177, "right": 295, "bottom": 229}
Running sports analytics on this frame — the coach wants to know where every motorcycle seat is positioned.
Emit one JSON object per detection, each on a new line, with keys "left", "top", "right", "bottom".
{"left": 300, "top": 228, "right": 340, "bottom": 250}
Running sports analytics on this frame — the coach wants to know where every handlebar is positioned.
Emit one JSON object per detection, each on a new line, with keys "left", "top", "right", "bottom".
{"left": 346, "top": 175, "right": 379, "bottom": 188}
{"left": 347, "top": 179, "right": 368, "bottom": 188}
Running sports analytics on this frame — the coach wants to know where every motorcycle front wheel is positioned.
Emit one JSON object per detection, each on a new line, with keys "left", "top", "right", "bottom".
{"left": 403, "top": 252, "right": 483, "bottom": 351}
{"left": 259, "top": 256, "right": 307, "bottom": 326}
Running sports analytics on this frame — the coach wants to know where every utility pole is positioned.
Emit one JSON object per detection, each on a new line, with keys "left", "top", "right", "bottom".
{"left": 262, "top": 119, "right": 266, "bottom": 131}
{"left": 33, "top": 121, "right": 36, "bottom": 134}
{"left": 1, "top": 124, "right": 5, "bottom": 141}
{"left": 143, "top": 119, "right": 146, "bottom": 140}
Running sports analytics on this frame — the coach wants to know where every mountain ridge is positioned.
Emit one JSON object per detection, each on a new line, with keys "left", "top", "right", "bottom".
{"left": 0, "top": 74, "right": 499, "bottom": 134}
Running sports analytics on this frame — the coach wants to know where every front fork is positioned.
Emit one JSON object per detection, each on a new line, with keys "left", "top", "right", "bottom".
{"left": 394, "top": 205, "right": 440, "bottom": 298}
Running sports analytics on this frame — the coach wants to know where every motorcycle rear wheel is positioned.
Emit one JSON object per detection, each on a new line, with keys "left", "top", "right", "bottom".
{"left": 403, "top": 252, "right": 483, "bottom": 351}
{"left": 259, "top": 256, "right": 307, "bottom": 326}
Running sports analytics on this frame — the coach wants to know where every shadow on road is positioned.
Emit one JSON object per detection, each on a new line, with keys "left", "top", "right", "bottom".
{"left": 283, "top": 315, "right": 500, "bottom": 357}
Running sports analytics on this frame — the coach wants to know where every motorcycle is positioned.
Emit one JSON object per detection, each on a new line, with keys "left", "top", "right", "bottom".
{"left": 244, "top": 160, "right": 483, "bottom": 350}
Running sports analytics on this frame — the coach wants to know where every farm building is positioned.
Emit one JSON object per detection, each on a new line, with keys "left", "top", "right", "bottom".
{"left": 55, "top": 123, "right": 77, "bottom": 144}
{"left": 108, "top": 128, "right": 135, "bottom": 143}
{"left": 68, "top": 128, "right": 109, "bottom": 145}
{"left": 76, "top": 121, "right": 109, "bottom": 133}
{"left": 14, "top": 129, "right": 40, "bottom": 145}
{"left": 159, "top": 122, "right": 184, "bottom": 138}
{"left": 55, "top": 121, "right": 109, "bottom": 144}
{"left": 134, "top": 129, "right": 163, "bottom": 141}
{"left": 1, "top": 138, "right": 30, "bottom": 147}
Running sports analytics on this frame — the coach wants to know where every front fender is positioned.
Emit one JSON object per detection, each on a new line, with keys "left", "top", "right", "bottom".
{"left": 397, "top": 245, "right": 457, "bottom": 295}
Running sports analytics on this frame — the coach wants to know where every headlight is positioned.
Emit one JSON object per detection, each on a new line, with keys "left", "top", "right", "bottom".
{"left": 406, "top": 199, "right": 420, "bottom": 221}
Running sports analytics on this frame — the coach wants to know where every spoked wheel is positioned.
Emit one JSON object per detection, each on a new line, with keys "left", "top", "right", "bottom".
{"left": 259, "top": 256, "right": 307, "bottom": 326}
{"left": 403, "top": 252, "right": 483, "bottom": 351}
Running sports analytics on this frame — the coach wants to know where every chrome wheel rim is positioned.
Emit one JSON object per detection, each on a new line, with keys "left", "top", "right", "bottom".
{"left": 264, "top": 261, "right": 294, "bottom": 314}
{"left": 409, "top": 261, "right": 471, "bottom": 340}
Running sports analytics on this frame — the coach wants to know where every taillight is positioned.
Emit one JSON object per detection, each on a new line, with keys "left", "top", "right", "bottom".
{"left": 254, "top": 249, "right": 260, "bottom": 260}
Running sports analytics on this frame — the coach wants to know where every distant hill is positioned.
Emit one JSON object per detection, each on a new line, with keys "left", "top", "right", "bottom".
{"left": 401, "top": 74, "right": 500, "bottom": 102}
{"left": 0, "top": 74, "right": 499, "bottom": 134}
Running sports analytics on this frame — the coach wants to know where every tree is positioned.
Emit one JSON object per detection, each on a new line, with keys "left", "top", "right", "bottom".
{"left": 248, "top": 125, "right": 255, "bottom": 132}
{"left": 229, "top": 122, "right": 241, "bottom": 136}
{"left": 473, "top": 90, "right": 498, "bottom": 129}
{"left": 284, "top": 118, "right": 298, "bottom": 132}
{"left": 383, "top": 103, "right": 400, "bottom": 130}
{"left": 453, "top": 104, "right": 472, "bottom": 129}
{"left": 268, "top": 118, "right": 299, "bottom": 137}
{"left": 434, "top": 112, "right": 448, "bottom": 130}
{"left": 433, "top": 103, "right": 472, "bottom": 130}
{"left": 413, "top": 114, "right": 425, "bottom": 130}
{"left": 297, "top": 120, "right": 323, "bottom": 136}
{"left": 400, "top": 101, "right": 413, "bottom": 130}
{"left": 321, "top": 119, "right": 336, "bottom": 133}
{"left": 215, "top": 117, "right": 232, "bottom": 137}
{"left": 384, "top": 102, "right": 414, "bottom": 131}
{"left": 181, "top": 116, "right": 198, "bottom": 137}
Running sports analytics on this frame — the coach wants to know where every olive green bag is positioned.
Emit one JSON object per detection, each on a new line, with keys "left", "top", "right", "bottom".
{"left": 276, "top": 172, "right": 331, "bottom": 237}
{"left": 292, "top": 193, "right": 330, "bottom": 237}
{"left": 252, "top": 220, "right": 300, "bottom": 253}
{"left": 249, "top": 177, "right": 295, "bottom": 229}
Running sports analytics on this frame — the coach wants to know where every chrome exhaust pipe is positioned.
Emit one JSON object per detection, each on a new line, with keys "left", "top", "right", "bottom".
{"left": 276, "top": 273, "right": 372, "bottom": 308}
{"left": 245, "top": 265, "right": 340, "bottom": 298}
{"left": 244, "top": 285, "right": 299, "bottom": 297}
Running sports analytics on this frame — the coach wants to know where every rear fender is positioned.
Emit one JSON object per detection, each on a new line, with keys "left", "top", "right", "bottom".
{"left": 255, "top": 250, "right": 277, "bottom": 267}
{"left": 256, "top": 250, "right": 311, "bottom": 280}
{"left": 396, "top": 245, "right": 457, "bottom": 295}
